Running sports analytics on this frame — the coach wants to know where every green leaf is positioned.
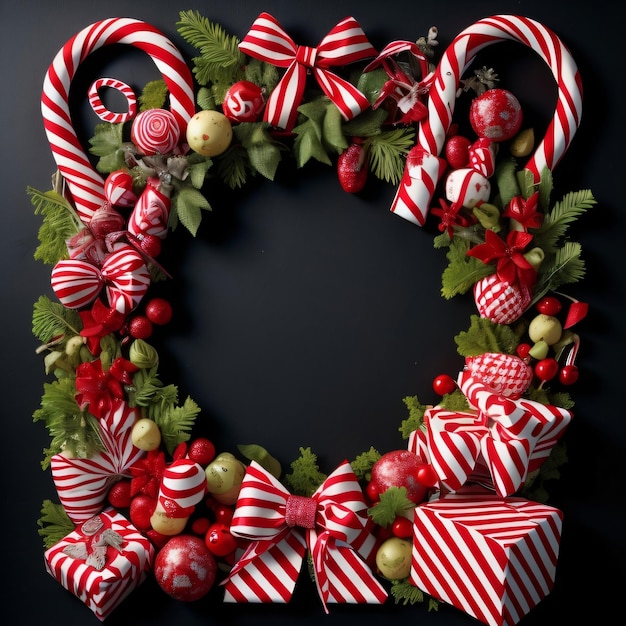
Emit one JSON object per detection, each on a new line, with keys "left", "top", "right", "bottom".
{"left": 399, "top": 396, "right": 428, "bottom": 439}
{"left": 139, "top": 79, "right": 168, "bottom": 111}
{"left": 217, "top": 144, "right": 250, "bottom": 189}
{"left": 187, "top": 158, "right": 213, "bottom": 189}
{"left": 342, "top": 107, "right": 389, "bottom": 137}
{"left": 535, "top": 241, "right": 585, "bottom": 298}
{"left": 390, "top": 580, "right": 437, "bottom": 607}
{"left": 293, "top": 118, "right": 332, "bottom": 167}
{"left": 367, "top": 486, "right": 414, "bottom": 526}
{"left": 356, "top": 68, "right": 390, "bottom": 105}
{"left": 322, "top": 105, "right": 349, "bottom": 154}
{"left": 495, "top": 158, "right": 521, "bottom": 207}
{"left": 440, "top": 238, "right": 492, "bottom": 299}
{"left": 32, "top": 295, "right": 82, "bottom": 344}
{"left": 365, "top": 127, "right": 416, "bottom": 184}
{"left": 233, "top": 122, "right": 282, "bottom": 180}
{"left": 28, "top": 186, "right": 82, "bottom": 265}
{"left": 350, "top": 446, "right": 381, "bottom": 480}
{"left": 243, "top": 57, "right": 280, "bottom": 93}
{"left": 154, "top": 396, "right": 201, "bottom": 455}
{"left": 37, "top": 500, "right": 74, "bottom": 549}
{"left": 88, "top": 122, "right": 125, "bottom": 173}
{"left": 454, "top": 314, "right": 520, "bottom": 357}
{"left": 238, "top": 444, "right": 281, "bottom": 478}
{"left": 171, "top": 183, "right": 212, "bottom": 236}
{"left": 283, "top": 447, "right": 327, "bottom": 497}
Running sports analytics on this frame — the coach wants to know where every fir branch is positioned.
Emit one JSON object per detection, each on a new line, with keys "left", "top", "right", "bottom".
{"left": 32, "top": 295, "right": 82, "bottom": 344}
{"left": 532, "top": 190, "right": 595, "bottom": 253}
{"left": 154, "top": 396, "right": 201, "bottom": 455}
{"left": 390, "top": 579, "right": 438, "bottom": 608}
{"left": 28, "top": 186, "right": 82, "bottom": 265}
{"left": 365, "top": 127, "right": 416, "bottom": 184}
{"left": 37, "top": 499, "right": 75, "bottom": 549}
{"left": 283, "top": 447, "right": 327, "bottom": 496}
{"left": 350, "top": 447, "right": 381, "bottom": 480}
{"left": 367, "top": 486, "right": 414, "bottom": 526}
{"left": 535, "top": 241, "right": 585, "bottom": 299}
{"left": 217, "top": 144, "right": 251, "bottom": 189}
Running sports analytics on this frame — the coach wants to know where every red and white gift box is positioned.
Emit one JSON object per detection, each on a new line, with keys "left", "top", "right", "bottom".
{"left": 410, "top": 487, "right": 563, "bottom": 626}
{"left": 44, "top": 508, "right": 154, "bottom": 620}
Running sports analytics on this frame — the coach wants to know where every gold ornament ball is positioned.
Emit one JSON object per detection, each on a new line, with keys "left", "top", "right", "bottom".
{"left": 186, "top": 110, "right": 233, "bottom": 157}
{"left": 375, "top": 537, "right": 413, "bottom": 581}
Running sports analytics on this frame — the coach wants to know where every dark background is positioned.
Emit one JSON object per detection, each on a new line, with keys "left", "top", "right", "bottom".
{"left": 2, "top": 1, "right": 623, "bottom": 624}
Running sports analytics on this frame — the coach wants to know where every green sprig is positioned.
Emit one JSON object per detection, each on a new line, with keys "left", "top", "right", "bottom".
{"left": 283, "top": 447, "right": 327, "bottom": 496}
{"left": 368, "top": 486, "right": 414, "bottom": 526}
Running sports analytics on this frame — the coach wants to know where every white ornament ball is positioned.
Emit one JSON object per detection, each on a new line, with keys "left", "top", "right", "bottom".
{"left": 445, "top": 168, "right": 491, "bottom": 208}
{"left": 131, "top": 417, "right": 162, "bottom": 451}
{"left": 186, "top": 110, "right": 233, "bottom": 157}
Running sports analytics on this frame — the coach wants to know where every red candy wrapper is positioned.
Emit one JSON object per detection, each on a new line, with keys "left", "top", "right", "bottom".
{"left": 44, "top": 509, "right": 154, "bottom": 620}
{"left": 410, "top": 487, "right": 563, "bottom": 626}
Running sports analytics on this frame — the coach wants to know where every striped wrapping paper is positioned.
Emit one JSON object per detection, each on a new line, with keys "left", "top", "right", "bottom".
{"left": 44, "top": 509, "right": 154, "bottom": 621}
{"left": 410, "top": 487, "right": 563, "bottom": 626}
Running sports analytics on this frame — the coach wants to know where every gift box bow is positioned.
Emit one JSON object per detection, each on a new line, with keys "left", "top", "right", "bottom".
{"left": 222, "top": 460, "right": 387, "bottom": 611}
{"left": 239, "top": 12, "right": 377, "bottom": 130}
{"left": 420, "top": 371, "right": 572, "bottom": 497}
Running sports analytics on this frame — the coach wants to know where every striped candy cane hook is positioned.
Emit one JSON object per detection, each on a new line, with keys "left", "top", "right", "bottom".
{"left": 391, "top": 14, "right": 583, "bottom": 226}
{"left": 41, "top": 18, "right": 195, "bottom": 223}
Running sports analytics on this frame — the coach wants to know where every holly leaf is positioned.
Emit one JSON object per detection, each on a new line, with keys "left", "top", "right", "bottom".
{"left": 37, "top": 500, "right": 74, "bottom": 549}
{"left": 454, "top": 314, "right": 520, "bottom": 357}
{"left": 88, "top": 122, "right": 125, "bottom": 173}
{"left": 367, "top": 486, "right": 414, "bottom": 527}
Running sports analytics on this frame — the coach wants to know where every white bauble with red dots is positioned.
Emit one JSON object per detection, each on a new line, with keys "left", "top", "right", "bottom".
{"left": 445, "top": 168, "right": 491, "bottom": 208}
{"left": 186, "top": 110, "right": 232, "bottom": 157}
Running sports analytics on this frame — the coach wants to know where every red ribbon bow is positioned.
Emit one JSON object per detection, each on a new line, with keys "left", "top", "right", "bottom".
{"left": 413, "top": 371, "right": 573, "bottom": 497}
{"left": 222, "top": 461, "right": 386, "bottom": 611}
{"left": 239, "top": 13, "right": 377, "bottom": 130}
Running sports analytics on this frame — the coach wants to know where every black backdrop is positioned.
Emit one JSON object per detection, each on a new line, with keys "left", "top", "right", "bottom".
{"left": 3, "top": 1, "right": 623, "bottom": 624}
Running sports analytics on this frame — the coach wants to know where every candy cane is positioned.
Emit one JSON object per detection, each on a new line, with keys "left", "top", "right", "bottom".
{"left": 88, "top": 77, "right": 137, "bottom": 124}
{"left": 391, "top": 14, "right": 583, "bottom": 226}
{"left": 41, "top": 18, "right": 195, "bottom": 223}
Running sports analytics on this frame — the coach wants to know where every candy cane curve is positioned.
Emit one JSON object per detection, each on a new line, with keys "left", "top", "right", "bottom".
{"left": 41, "top": 18, "right": 196, "bottom": 223}
{"left": 88, "top": 77, "right": 138, "bottom": 124}
{"left": 391, "top": 14, "right": 583, "bottom": 226}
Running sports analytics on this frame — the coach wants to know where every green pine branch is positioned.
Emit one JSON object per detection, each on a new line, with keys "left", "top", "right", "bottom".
{"left": 365, "top": 127, "right": 416, "bottom": 184}
{"left": 32, "top": 295, "right": 82, "bottom": 344}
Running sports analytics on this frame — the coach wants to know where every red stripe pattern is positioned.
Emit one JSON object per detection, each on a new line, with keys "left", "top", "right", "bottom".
{"left": 391, "top": 14, "right": 583, "bottom": 226}
{"left": 419, "top": 371, "right": 572, "bottom": 497}
{"left": 51, "top": 401, "right": 145, "bottom": 524}
{"left": 44, "top": 508, "right": 154, "bottom": 620}
{"left": 51, "top": 244, "right": 151, "bottom": 314}
{"left": 88, "top": 77, "right": 137, "bottom": 124}
{"left": 410, "top": 487, "right": 563, "bottom": 626}
{"left": 239, "top": 13, "right": 376, "bottom": 130}
{"left": 222, "top": 461, "right": 386, "bottom": 610}
{"left": 41, "top": 18, "right": 195, "bottom": 222}
{"left": 157, "top": 458, "right": 207, "bottom": 515}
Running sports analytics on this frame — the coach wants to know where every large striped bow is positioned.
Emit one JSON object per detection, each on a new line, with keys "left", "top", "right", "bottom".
{"left": 239, "top": 13, "right": 377, "bottom": 130}
{"left": 51, "top": 244, "right": 151, "bottom": 314}
{"left": 410, "top": 370, "right": 572, "bottom": 497}
{"left": 222, "top": 461, "right": 387, "bottom": 611}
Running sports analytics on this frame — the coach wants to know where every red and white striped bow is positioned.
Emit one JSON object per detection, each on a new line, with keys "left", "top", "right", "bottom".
{"left": 410, "top": 370, "right": 572, "bottom": 497}
{"left": 51, "top": 244, "right": 151, "bottom": 314}
{"left": 239, "top": 13, "right": 377, "bottom": 130}
{"left": 222, "top": 461, "right": 386, "bottom": 611}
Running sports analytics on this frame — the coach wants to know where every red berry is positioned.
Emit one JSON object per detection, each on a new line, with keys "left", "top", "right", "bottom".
{"left": 536, "top": 296, "right": 562, "bottom": 316}
{"left": 212, "top": 503, "right": 235, "bottom": 526}
{"left": 129, "top": 315, "right": 153, "bottom": 339}
{"left": 145, "top": 297, "right": 173, "bottom": 325}
{"left": 365, "top": 481, "right": 380, "bottom": 502}
{"left": 416, "top": 465, "right": 438, "bottom": 488}
{"left": 191, "top": 517, "right": 211, "bottom": 536}
{"left": 136, "top": 233, "right": 162, "bottom": 258}
{"left": 558, "top": 364, "right": 579, "bottom": 385}
{"left": 107, "top": 480, "right": 132, "bottom": 508}
{"left": 204, "top": 522, "right": 238, "bottom": 557}
{"left": 187, "top": 437, "right": 216, "bottom": 466}
{"left": 337, "top": 144, "right": 368, "bottom": 193}
{"left": 391, "top": 516, "right": 413, "bottom": 539}
{"left": 444, "top": 135, "right": 472, "bottom": 169}
{"left": 534, "top": 357, "right": 559, "bottom": 382}
{"left": 469, "top": 88, "right": 523, "bottom": 142}
{"left": 129, "top": 494, "right": 156, "bottom": 530}
{"left": 516, "top": 343, "right": 532, "bottom": 359}
{"left": 432, "top": 374, "right": 457, "bottom": 396}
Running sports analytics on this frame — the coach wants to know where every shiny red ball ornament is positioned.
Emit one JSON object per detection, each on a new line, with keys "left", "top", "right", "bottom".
{"left": 536, "top": 296, "right": 562, "bottom": 316}
{"left": 391, "top": 516, "right": 413, "bottom": 539}
{"left": 129, "top": 315, "right": 153, "bottom": 339}
{"left": 432, "top": 373, "right": 457, "bottom": 396}
{"left": 534, "top": 357, "right": 559, "bottom": 382}
{"left": 222, "top": 80, "right": 265, "bottom": 123}
{"left": 204, "top": 522, "right": 238, "bottom": 557}
{"left": 187, "top": 437, "right": 216, "bottom": 466}
{"left": 558, "top": 364, "right": 579, "bottom": 385}
{"left": 469, "top": 88, "right": 523, "bottom": 142}
{"left": 145, "top": 297, "right": 173, "bottom": 325}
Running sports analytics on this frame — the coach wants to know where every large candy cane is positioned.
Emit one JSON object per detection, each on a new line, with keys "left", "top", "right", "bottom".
{"left": 41, "top": 18, "right": 195, "bottom": 223}
{"left": 391, "top": 14, "right": 583, "bottom": 226}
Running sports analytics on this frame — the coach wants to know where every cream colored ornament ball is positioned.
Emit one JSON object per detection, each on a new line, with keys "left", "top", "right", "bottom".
{"left": 375, "top": 537, "right": 413, "bottom": 580}
{"left": 186, "top": 110, "right": 233, "bottom": 157}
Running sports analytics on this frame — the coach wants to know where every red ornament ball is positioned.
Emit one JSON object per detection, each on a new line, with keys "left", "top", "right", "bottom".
{"left": 222, "top": 80, "right": 265, "bottom": 123}
{"left": 469, "top": 88, "right": 523, "bottom": 142}
{"left": 129, "top": 315, "right": 153, "bottom": 339}
{"left": 145, "top": 297, "right": 173, "bottom": 325}
{"left": 369, "top": 450, "right": 429, "bottom": 504}
{"left": 187, "top": 437, "right": 216, "bottom": 466}
{"left": 129, "top": 494, "right": 156, "bottom": 531}
{"left": 154, "top": 535, "right": 218, "bottom": 602}
{"left": 107, "top": 480, "right": 132, "bottom": 508}
{"left": 444, "top": 135, "right": 472, "bottom": 169}
{"left": 204, "top": 522, "right": 238, "bottom": 557}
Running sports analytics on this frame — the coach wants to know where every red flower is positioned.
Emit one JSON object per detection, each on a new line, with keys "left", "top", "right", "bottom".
{"left": 431, "top": 198, "right": 475, "bottom": 238}
{"left": 502, "top": 192, "right": 543, "bottom": 230}
{"left": 467, "top": 229, "right": 537, "bottom": 290}
{"left": 129, "top": 449, "right": 166, "bottom": 499}
{"left": 75, "top": 357, "right": 138, "bottom": 419}
{"left": 79, "top": 298, "right": 126, "bottom": 355}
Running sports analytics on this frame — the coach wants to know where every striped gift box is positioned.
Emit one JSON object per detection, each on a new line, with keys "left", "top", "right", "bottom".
{"left": 44, "top": 509, "right": 154, "bottom": 621}
{"left": 410, "top": 488, "right": 563, "bottom": 626}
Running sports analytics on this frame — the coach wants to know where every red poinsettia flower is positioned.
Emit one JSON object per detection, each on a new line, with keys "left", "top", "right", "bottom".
{"left": 467, "top": 228, "right": 537, "bottom": 289}
{"left": 129, "top": 449, "right": 166, "bottom": 499}
{"left": 431, "top": 198, "right": 475, "bottom": 238}
{"left": 502, "top": 192, "right": 543, "bottom": 230}
{"left": 79, "top": 298, "right": 126, "bottom": 355}
{"left": 75, "top": 356, "right": 138, "bottom": 419}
